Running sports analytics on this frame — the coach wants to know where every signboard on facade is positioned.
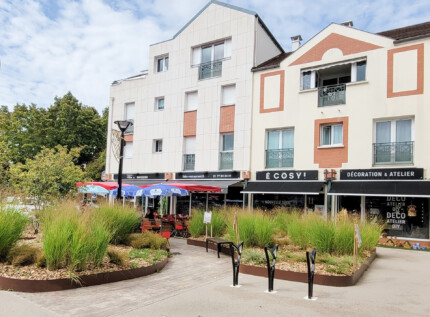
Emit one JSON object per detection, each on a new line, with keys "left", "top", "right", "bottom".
{"left": 340, "top": 168, "right": 423, "bottom": 180}
{"left": 256, "top": 170, "right": 318, "bottom": 181}
{"left": 176, "top": 171, "right": 240, "bottom": 179}
{"left": 113, "top": 173, "right": 164, "bottom": 180}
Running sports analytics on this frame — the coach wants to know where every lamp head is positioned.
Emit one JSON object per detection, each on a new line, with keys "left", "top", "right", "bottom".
{"left": 114, "top": 120, "right": 133, "bottom": 132}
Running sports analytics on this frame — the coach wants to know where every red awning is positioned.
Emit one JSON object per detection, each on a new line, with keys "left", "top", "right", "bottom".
{"left": 76, "top": 182, "right": 131, "bottom": 191}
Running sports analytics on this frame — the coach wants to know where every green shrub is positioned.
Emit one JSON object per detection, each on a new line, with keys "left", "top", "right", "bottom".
{"left": 107, "top": 248, "right": 129, "bottom": 266}
{"left": 211, "top": 211, "right": 227, "bottom": 237}
{"left": 288, "top": 217, "right": 310, "bottom": 249}
{"left": 242, "top": 249, "right": 266, "bottom": 265}
{"left": 7, "top": 244, "right": 41, "bottom": 266}
{"left": 0, "top": 206, "right": 28, "bottom": 261}
{"left": 125, "top": 232, "right": 168, "bottom": 250}
{"left": 254, "top": 214, "right": 275, "bottom": 248}
{"left": 95, "top": 205, "right": 140, "bottom": 244}
{"left": 273, "top": 209, "right": 301, "bottom": 234}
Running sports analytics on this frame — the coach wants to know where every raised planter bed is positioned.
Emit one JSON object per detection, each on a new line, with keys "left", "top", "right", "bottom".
{"left": 188, "top": 238, "right": 376, "bottom": 287}
{"left": 0, "top": 258, "right": 168, "bottom": 293}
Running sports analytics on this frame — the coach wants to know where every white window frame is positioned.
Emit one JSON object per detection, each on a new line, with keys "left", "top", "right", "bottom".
{"left": 319, "top": 123, "right": 343, "bottom": 147}
{"left": 191, "top": 38, "right": 231, "bottom": 66}
{"left": 156, "top": 55, "right": 169, "bottom": 73}
{"left": 374, "top": 118, "right": 414, "bottom": 143}
{"left": 154, "top": 139, "right": 163, "bottom": 153}
{"left": 155, "top": 97, "right": 164, "bottom": 111}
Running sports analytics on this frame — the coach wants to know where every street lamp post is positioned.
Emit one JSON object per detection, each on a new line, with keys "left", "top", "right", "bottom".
{"left": 114, "top": 120, "right": 133, "bottom": 200}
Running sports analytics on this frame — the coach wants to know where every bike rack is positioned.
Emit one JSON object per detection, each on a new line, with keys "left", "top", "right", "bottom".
{"left": 229, "top": 242, "right": 244, "bottom": 287}
{"left": 305, "top": 248, "right": 317, "bottom": 300}
{"left": 264, "top": 245, "right": 278, "bottom": 293}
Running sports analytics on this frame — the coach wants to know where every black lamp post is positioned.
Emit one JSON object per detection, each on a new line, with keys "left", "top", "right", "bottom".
{"left": 114, "top": 120, "right": 133, "bottom": 200}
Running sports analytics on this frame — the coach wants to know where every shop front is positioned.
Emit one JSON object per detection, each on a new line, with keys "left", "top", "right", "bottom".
{"left": 329, "top": 168, "right": 430, "bottom": 244}
{"left": 242, "top": 170, "right": 325, "bottom": 213}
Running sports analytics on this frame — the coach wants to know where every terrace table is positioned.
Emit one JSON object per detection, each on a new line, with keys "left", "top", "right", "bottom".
{"left": 206, "top": 237, "right": 233, "bottom": 258}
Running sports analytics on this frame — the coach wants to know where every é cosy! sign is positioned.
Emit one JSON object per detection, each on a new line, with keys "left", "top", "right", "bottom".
{"left": 256, "top": 170, "right": 318, "bottom": 181}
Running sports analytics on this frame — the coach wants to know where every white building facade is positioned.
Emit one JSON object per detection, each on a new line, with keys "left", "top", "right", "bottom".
{"left": 105, "top": 1, "right": 283, "bottom": 210}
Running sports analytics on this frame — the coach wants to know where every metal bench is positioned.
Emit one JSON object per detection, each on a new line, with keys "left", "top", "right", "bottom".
{"left": 206, "top": 237, "right": 233, "bottom": 258}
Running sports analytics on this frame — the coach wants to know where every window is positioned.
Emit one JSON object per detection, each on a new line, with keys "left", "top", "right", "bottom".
{"left": 320, "top": 124, "right": 343, "bottom": 146}
{"left": 154, "top": 139, "right": 163, "bottom": 153}
{"left": 185, "top": 91, "right": 198, "bottom": 112}
{"left": 125, "top": 102, "right": 135, "bottom": 134}
{"left": 266, "top": 129, "right": 294, "bottom": 168}
{"left": 222, "top": 85, "right": 236, "bottom": 106}
{"left": 192, "top": 39, "right": 231, "bottom": 80}
{"left": 183, "top": 137, "right": 196, "bottom": 171}
{"left": 301, "top": 60, "right": 366, "bottom": 90}
{"left": 124, "top": 141, "right": 133, "bottom": 158}
{"left": 374, "top": 119, "right": 413, "bottom": 164}
{"left": 156, "top": 55, "right": 169, "bottom": 72}
{"left": 220, "top": 133, "right": 234, "bottom": 170}
{"left": 155, "top": 97, "right": 164, "bottom": 111}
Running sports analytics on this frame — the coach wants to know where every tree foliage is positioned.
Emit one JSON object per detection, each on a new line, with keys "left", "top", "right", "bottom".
{"left": 9, "top": 146, "right": 84, "bottom": 208}
{"left": 0, "top": 92, "right": 108, "bottom": 186}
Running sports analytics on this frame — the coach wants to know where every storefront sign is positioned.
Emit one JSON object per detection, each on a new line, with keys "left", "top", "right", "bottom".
{"left": 256, "top": 170, "right": 318, "bottom": 181}
{"left": 340, "top": 168, "right": 423, "bottom": 180}
{"left": 176, "top": 171, "right": 240, "bottom": 179}
{"left": 113, "top": 173, "right": 164, "bottom": 180}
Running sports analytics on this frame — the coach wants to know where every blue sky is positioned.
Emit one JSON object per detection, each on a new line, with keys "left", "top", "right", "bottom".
{"left": 1, "top": 0, "right": 429, "bottom": 113}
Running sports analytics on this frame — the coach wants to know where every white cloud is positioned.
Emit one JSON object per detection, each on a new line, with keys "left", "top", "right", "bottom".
{"left": 0, "top": 0, "right": 429, "bottom": 113}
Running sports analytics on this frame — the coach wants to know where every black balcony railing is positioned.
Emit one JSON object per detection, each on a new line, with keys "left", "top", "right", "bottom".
{"left": 318, "top": 83, "right": 346, "bottom": 107}
{"left": 373, "top": 141, "right": 414, "bottom": 164}
{"left": 183, "top": 154, "right": 195, "bottom": 171}
{"left": 199, "top": 60, "right": 222, "bottom": 80}
{"left": 220, "top": 151, "right": 233, "bottom": 170}
{"left": 266, "top": 149, "right": 294, "bottom": 168}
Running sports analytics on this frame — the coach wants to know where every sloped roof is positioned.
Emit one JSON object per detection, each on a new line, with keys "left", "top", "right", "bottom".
{"left": 251, "top": 52, "right": 292, "bottom": 72}
{"left": 378, "top": 21, "right": 430, "bottom": 41}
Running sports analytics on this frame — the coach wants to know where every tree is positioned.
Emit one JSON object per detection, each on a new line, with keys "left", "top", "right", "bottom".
{"left": 46, "top": 92, "right": 106, "bottom": 165}
{"left": 9, "top": 146, "right": 84, "bottom": 209}
{"left": 84, "top": 149, "right": 106, "bottom": 181}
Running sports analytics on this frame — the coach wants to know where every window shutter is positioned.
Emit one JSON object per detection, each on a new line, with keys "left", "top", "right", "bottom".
{"left": 184, "top": 137, "right": 196, "bottom": 154}
{"left": 222, "top": 85, "right": 236, "bottom": 105}
{"left": 224, "top": 38, "right": 232, "bottom": 58}
{"left": 125, "top": 103, "right": 135, "bottom": 120}
{"left": 192, "top": 47, "right": 201, "bottom": 65}
{"left": 185, "top": 91, "right": 198, "bottom": 111}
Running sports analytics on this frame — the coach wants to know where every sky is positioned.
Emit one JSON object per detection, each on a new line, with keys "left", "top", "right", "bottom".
{"left": 1, "top": 0, "right": 429, "bottom": 114}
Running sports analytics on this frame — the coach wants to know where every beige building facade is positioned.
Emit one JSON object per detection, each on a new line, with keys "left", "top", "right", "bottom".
{"left": 245, "top": 22, "right": 430, "bottom": 243}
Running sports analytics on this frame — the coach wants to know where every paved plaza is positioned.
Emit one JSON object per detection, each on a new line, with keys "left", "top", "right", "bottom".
{"left": 1, "top": 239, "right": 429, "bottom": 317}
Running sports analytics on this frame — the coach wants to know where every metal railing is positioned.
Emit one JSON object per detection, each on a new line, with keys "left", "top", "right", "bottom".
{"left": 373, "top": 141, "right": 414, "bottom": 164}
{"left": 219, "top": 151, "right": 233, "bottom": 170}
{"left": 266, "top": 149, "right": 294, "bottom": 168}
{"left": 199, "top": 60, "right": 222, "bottom": 80}
{"left": 183, "top": 154, "right": 195, "bottom": 171}
{"left": 318, "top": 83, "right": 346, "bottom": 107}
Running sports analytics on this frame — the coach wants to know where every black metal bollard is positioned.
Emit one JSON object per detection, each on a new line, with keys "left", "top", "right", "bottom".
{"left": 264, "top": 245, "right": 278, "bottom": 292}
{"left": 230, "top": 242, "right": 244, "bottom": 286}
{"left": 306, "top": 248, "right": 317, "bottom": 299}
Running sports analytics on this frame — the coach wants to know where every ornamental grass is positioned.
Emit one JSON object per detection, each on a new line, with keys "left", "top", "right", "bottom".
{"left": 0, "top": 205, "right": 28, "bottom": 261}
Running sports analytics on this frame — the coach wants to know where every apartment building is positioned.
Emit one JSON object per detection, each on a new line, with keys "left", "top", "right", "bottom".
{"left": 244, "top": 21, "right": 430, "bottom": 244}
{"left": 105, "top": 1, "right": 283, "bottom": 211}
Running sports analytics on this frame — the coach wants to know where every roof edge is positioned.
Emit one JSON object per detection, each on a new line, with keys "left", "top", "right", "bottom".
{"left": 255, "top": 15, "right": 285, "bottom": 53}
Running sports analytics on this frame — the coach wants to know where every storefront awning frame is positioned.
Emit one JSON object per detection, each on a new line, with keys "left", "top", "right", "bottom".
{"left": 241, "top": 181, "right": 324, "bottom": 195}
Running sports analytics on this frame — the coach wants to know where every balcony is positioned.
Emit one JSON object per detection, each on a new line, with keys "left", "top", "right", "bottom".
{"left": 219, "top": 151, "right": 233, "bottom": 170}
{"left": 373, "top": 142, "right": 414, "bottom": 165}
{"left": 266, "top": 149, "right": 294, "bottom": 168}
{"left": 318, "top": 83, "right": 346, "bottom": 107}
{"left": 183, "top": 154, "right": 195, "bottom": 171}
{"left": 199, "top": 61, "right": 222, "bottom": 80}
